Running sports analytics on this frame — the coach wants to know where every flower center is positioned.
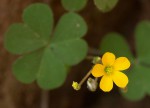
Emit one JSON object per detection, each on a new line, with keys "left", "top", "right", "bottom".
{"left": 104, "top": 66, "right": 113, "bottom": 75}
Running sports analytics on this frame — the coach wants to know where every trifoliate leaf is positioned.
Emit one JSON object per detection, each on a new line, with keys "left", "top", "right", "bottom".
{"left": 135, "top": 21, "right": 150, "bottom": 65}
{"left": 51, "top": 13, "right": 88, "bottom": 65}
{"left": 4, "top": 3, "right": 53, "bottom": 54}
{"left": 4, "top": 4, "right": 88, "bottom": 90}
{"left": 51, "top": 13, "right": 87, "bottom": 42}
{"left": 100, "top": 24, "right": 150, "bottom": 101}
{"left": 100, "top": 33, "right": 134, "bottom": 61}
{"left": 23, "top": 3, "right": 53, "bottom": 40}
{"left": 94, "top": 0, "right": 118, "bottom": 12}
{"left": 13, "top": 50, "right": 43, "bottom": 83}
{"left": 122, "top": 21, "right": 150, "bottom": 101}
{"left": 51, "top": 40, "right": 87, "bottom": 65}
{"left": 13, "top": 48, "right": 67, "bottom": 89}
{"left": 122, "top": 64, "right": 150, "bottom": 101}
{"left": 61, "top": 0, "right": 87, "bottom": 11}
{"left": 37, "top": 48, "right": 67, "bottom": 89}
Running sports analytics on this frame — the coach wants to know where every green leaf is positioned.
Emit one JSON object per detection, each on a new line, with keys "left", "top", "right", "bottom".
{"left": 61, "top": 0, "right": 87, "bottom": 11}
{"left": 51, "top": 13, "right": 87, "bottom": 42}
{"left": 122, "top": 64, "right": 150, "bottom": 101}
{"left": 51, "top": 39, "right": 87, "bottom": 65}
{"left": 94, "top": 0, "right": 118, "bottom": 12}
{"left": 100, "top": 33, "right": 134, "bottom": 61}
{"left": 50, "top": 13, "right": 88, "bottom": 65}
{"left": 135, "top": 21, "right": 150, "bottom": 64}
{"left": 5, "top": 4, "right": 88, "bottom": 90}
{"left": 121, "top": 21, "right": 150, "bottom": 101}
{"left": 37, "top": 48, "right": 66, "bottom": 89}
{"left": 13, "top": 50, "right": 43, "bottom": 83}
{"left": 4, "top": 3, "right": 53, "bottom": 54}
{"left": 13, "top": 48, "right": 67, "bottom": 89}
{"left": 23, "top": 3, "right": 53, "bottom": 40}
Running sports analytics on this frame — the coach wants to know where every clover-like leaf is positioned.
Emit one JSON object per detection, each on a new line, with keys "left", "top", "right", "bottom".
{"left": 50, "top": 13, "right": 88, "bottom": 65}
{"left": 51, "top": 13, "right": 87, "bottom": 42}
{"left": 4, "top": 3, "right": 53, "bottom": 54}
{"left": 135, "top": 21, "right": 150, "bottom": 65}
{"left": 50, "top": 40, "right": 87, "bottom": 65}
{"left": 13, "top": 48, "right": 67, "bottom": 89}
{"left": 13, "top": 50, "right": 43, "bottom": 84}
{"left": 4, "top": 4, "right": 88, "bottom": 90}
{"left": 100, "top": 32, "right": 150, "bottom": 101}
{"left": 61, "top": 0, "right": 87, "bottom": 11}
{"left": 94, "top": 0, "right": 118, "bottom": 12}
{"left": 100, "top": 33, "right": 134, "bottom": 61}
{"left": 122, "top": 21, "right": 150, "bottom": 101}
{"left": 122, "top": 64, "right": 150, "bottom": 101}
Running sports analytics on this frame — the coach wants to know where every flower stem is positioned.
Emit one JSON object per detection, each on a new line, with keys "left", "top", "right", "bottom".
{"left": 41, "top": 91, "right": 49, "bottom": 108}
{"left": 86, "top": 56, "right": 95, "bottom": 60}
{"left": 88, "top": 47, "right": 101, "bottom": 56}
{"left": 95, "top": 78, "right": 98, "bottom": 82}
{"left": 79, "top": 70, "right": 92, "bottom": 86}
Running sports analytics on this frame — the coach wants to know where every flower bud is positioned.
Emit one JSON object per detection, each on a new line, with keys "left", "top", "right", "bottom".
{"left": 72, "top": 81, "right": 81, "bottom": 90}
{"left": 87, "top": 77, "right": 98, "bottom": 92}
{"left": 92, "top": 57, "right": 101, "bottom": 64}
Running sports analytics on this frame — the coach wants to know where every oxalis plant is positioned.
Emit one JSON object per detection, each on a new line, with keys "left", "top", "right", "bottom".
{"left": 4, "top": 0, "right": 150, "bottom": 102}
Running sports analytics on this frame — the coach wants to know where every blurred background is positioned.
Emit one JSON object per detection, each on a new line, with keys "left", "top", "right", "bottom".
{"left": 0, "top": 0, "right": 150, "bottom": 108}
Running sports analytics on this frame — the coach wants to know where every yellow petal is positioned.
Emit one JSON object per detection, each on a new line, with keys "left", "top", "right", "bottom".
{"left": 91, "top": 64, "right": 104, "bottom": 77}
{"left": 112, "top": 71, "right": 128, "bottom": 88}
{"left": 102, "top": 52, "right": 115, "bottom": 66}
{"left": 100, "top": 75, "right": 113, "bottom": 92}
{"left": 113, "top": 57, "right": 130, "bottom": 71}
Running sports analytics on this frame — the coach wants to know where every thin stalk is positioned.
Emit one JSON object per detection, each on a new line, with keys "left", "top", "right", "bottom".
{"left": 41, "top": 91, "right": 49, "bottom": 108}
{"left": 78, "top": 70, "right": 92, "bottom": 86}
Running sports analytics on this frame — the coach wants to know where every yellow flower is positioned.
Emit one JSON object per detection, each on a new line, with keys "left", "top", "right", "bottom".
{"left": 91, "top": 52, "right": 130, "bottom": 92}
